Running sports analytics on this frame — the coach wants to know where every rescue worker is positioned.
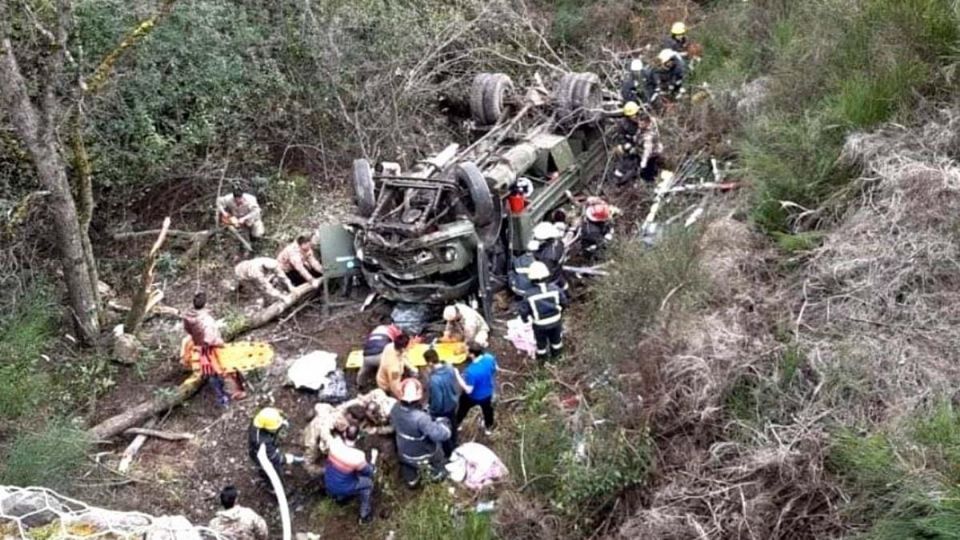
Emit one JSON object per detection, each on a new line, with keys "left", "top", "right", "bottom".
{"left": 453, "top": 344, "right": 498, "bottom": 436}
{"left": 441, "top": 302, "right": 490, "bottom": 348}
{"left": 217, "top": 188, "right": 264, "bottom": 246}
{"left": 508, "top": 240, "right": 538, "bottom": 296}
{"left": 248, "top": 408, "right": 300, "bottom": 488}
{"left": 425, "top": 349, "right": 459, "bottom": 457}
{"left": 324, "top": 425, "right": 377, "bottom": 525}
{"left": 182, "top": 292, "right": 244, "bottom": 405}
{"left": 612, "top": 101, "right": 642, "bottom": 186}
{"left": 518, "top": 262, "right": 569, "bottom": 363}
{"left": 580, "top": 196, "right": 619, "bottom": 260}
{"left": 663, "top": 22, "right": 690, "bottom": 58}
{"left": 390, "top": 378, "right": 452, "bottom": 488}
{"left": 302, "top": 403, "right": 370, "bottom": 476}
{"left": 277, "top": 235, "right": 323, "bottom": 287}
{"left": 654, "top": 48, "right": 686, "bottom": 101}
{"left": 620, "top": 59, "right": 658, "bottom": 105}
{"left": 208, "top": 486, "right": 268, "bottom": 540}
{"left": 376, "top": 333, "right": 417, "bottom": 400}
{"left": 532, "top": 222, "right": 566, "bottom": 288}
{"left": 613, "top": 104, "right": 662, "bottom": 185}
{"left": 234, "top": 257, "right": 293, "bottom": 302}
{"left": 357, "top": 321, "right": 403, "bottom": 389}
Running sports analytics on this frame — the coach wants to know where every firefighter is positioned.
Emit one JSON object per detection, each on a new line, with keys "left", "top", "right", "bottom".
{"left": 518, "top": 262, "right": 569, "bottom": 362}
{"left": 389, "top": 379, "right": 452, "bottom": 488}
{"left": 248, "top": 408, "right": 301, "bottom": 489}
{"left": 611, "top": 102, "right": 642, "bottom": 186}
{"left": 620, "top": 58, "right": 659, "bottom": 105}
{"left": 654, "top": 49, "right": 687, "bottom": 101}
{"left": 234, "top": 257, "right": 293, "bottom": 302}
{"left": 580, "top": 196, "right": 619, "bottom": 260}
{"left": 217, "top": 188, "right": 264, "bottom": 247}
{"left": 663, "top": 22, "right": 690, "bottom": 58}
{"left": 508, "top": 240, "right": 538, "bottom": 296}
{"left": 182, "top": 292, "right": 244, "bottom": 405}
{"left": 532, "top": 222, "right": 566, "bottom": 288}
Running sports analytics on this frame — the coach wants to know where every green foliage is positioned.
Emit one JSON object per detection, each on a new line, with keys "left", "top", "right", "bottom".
{"left": 581, "top": 231, "right": 705, "bottom": 368}
{"left": 504, "top": 411, "right": 570, "bottom": 496}
{"left": 0, "top": 424, "right": 92, "bottom": 489}
{"left": 554, "top": 425, "right": 652, "bottom": 515}
{"left": 393, "top": 484, "right": 493, "bottom": 540}
{"left": 0, "top": 284, "right": 55, "bottom": 421}
{"left": 704, "top": 0, "right": 960, "bottom": 233}
{"left": 773, "top": 231, "right": 825, "bottom": 253}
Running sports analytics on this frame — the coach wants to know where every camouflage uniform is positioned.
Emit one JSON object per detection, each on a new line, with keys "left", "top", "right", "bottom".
{"left": 217, "top": 193, "right": 264, "bottom": 238}
{"left": 234, "top": 257, "right": 292, "bottom": 301}
{"left": 208, "top": 505, "right": 268, "bottom": 540}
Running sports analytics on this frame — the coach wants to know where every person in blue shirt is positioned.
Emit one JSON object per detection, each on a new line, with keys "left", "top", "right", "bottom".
{"left": 425, "top": 349, "right": 459, "bottom": 456}
{"left": 454, "top": 344, "right": 498, "bottom": 436}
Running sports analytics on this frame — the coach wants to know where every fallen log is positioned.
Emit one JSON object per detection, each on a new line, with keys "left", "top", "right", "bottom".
{"left": 108, "top": 300, "right": 180, "bottom": 319}
{"left": 89, "top": 375, "right": 203, "bottom": 441}
{"left": 224, "top": 280, "right": 321, "bottom": 341}
{"left": 123, "top": 427, "right": 194, "bottom": 441}
{"left": 117, "top": 419, "right": 156, "bottom": 473}
{"left": 112, "top": 228, "right": 211, "bottom": 241}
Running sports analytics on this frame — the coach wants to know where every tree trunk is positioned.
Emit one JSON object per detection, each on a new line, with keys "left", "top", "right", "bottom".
{"left": 0, "top": 38, "right": 101, "bottom": 343}
{"left": 89, "top": 376, "right": 204, "bottom": 440}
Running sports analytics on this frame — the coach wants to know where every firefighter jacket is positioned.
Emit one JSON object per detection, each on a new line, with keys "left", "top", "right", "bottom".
{"left": 389, "top": 402, "right": 451, "bottom": 467}
{"left": 518, "top": 282, "right": 569, "bottom": 327}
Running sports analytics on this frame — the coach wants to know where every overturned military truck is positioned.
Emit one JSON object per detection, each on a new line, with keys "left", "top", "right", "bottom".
{"left": 347, "top": 71, "right": 616, "bottom": 308}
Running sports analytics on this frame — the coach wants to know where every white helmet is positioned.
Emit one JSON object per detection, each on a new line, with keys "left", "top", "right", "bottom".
{"left": 526, "top": 239, "right": 541, "bottom": 252}
{"left": 658, "top": 49, "right": 677, "bottom": 66}
{"left": 528, "top": 261, "right": 551, "bottom": 281}
{"left": 261, "top": 258, "right": 278, "bottom": 271}
{"left": 629, "top": 58, "right": 644, "bottom": 73}
{"left": 443, "top": 305, "right": 459, "bottom": 322}
{"left": 400, "top": 378, "right": 423, "bottom": 402}
{"left": 533, "top": 222, "right": 561, "bottom": 241}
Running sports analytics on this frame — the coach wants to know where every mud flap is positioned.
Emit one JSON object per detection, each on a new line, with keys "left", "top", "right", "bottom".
{"left": 257, "top": 444, "right": 291, "bottom": 540}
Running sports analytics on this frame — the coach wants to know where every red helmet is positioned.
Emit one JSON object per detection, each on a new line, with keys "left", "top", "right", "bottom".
{"left": 585, "top": 201, "right": 612, "bottom": 222}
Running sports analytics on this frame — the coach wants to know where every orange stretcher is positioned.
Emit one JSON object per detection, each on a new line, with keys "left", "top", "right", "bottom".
{"left": 344, "top": 341, "right": 468, "bottom": 369}
{"left": 180, "top": 337, "right": 275, "bottom": 374}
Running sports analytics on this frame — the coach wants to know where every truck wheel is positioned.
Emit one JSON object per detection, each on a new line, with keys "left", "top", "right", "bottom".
{"left": 455, "top": 162, "right": 495, "bottom": 227}
{"left": 572, "top": 73, "right": 601, "bottom": 123}
{"left": 554, "top": 73, "right": 580, "bottom": 124}
{"left": 352, "top": 158, "right": 376, "bottom": 217}
{"left": 482, "top": 73, "right": 514, "bottom": 125}
{"left": 470, "top": 74, "right": 492, "bottom": 126}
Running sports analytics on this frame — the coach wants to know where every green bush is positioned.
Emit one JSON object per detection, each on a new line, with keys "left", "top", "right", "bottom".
{"left": 504, "top": 411, "right": 570, "bottom": 496}
{"left": 394, "top": 484, "right": 493, "bottom": 540}
{"left": 554, "top": 425, "right": 652, "bottom": 516}
{"left": 581, "top": 230, "right": 705, "bottom": 369}
{"left": 0, "top": 424, "right": 92, "bottom": 489}
{"left": 0, "top": 285, "right": 55, "bottom": 421}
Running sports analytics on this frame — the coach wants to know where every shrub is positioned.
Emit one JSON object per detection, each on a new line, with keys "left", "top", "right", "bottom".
{"left": 0, "top": 284, "right": 55, "bottom": 422}
{"left": 394, "top": 484, "right": 493, "bottom": 540}
{"left": 0, "top": 424, "right": 92, "bottom": 489}
{"left": 581, "top": 230, "right": 705, "bottom": 369}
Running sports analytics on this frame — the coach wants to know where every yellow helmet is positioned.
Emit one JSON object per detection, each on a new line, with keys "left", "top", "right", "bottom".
{"left": 253, "top": 407, "right": 286, "bottom": 432}
{"left": 671, "top": 22, "right": 687, "bottom": 35}
{"left": 658, "top": 49, "right": 676, "bottom": 66}
{"left": 623, "top": 101, "right": 640, "bottom": 117}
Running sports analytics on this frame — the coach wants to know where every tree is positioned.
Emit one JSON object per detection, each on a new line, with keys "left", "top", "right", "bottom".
{"left": 0, "top": 0, "right": 176, "bottom": 345}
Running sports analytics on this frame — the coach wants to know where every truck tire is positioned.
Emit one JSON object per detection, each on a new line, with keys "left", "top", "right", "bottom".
{"left": 470, "top": 73, "right": 492, "bottom": 126}
{"left": 352, "top": 158, "right": 376, "bottom": 217}
{"left": 554, "top": 73, "right": 580, "bottom": 124}
{"left": 572, "top": 73, "right": 601, "bottom": 123}
{"left": 482, "top": 73, "right": 514, "bottom": 125}
{"left": 455, "top": 162, "right": 495, "bottom": 227}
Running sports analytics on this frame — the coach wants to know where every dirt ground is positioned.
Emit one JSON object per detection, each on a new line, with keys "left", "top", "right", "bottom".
{"left": 80, "top": 263, "right": 532, "bottom": 537}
